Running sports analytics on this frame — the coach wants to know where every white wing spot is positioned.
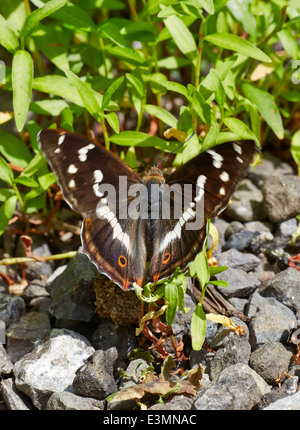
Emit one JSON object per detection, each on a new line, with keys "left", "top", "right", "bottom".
{"left": 219, "top": 186, "right": 226, "bottom": 196}
{"left": 58, "top": 135, "right": 65, "bottom": 145}
{"left": 220, "top": 171, "right": 229, "bottom": 182}
{"left": 207, "top": 150, "right": 223, "bottom": 168}
{"left": 236, "top": 156, "right": 243, "bottom": 163}
{"left": 78, "top": 144, "right": 95, "bottom": 162}
{"left": 195, "top": 175, "right": 206, "bottom": 202}
{"left": 69, "top": 179, "right": 76, "bottom": 188}
{"left": 68, "top": 164, "right": 78, "bottom": 174}
{"left": 233, "top": 143, "right": 242, "bottom": 154}
{"left": 54, "top": 147, "right": 61, "bottom": 154}
{"left": 93, "top": 169, "right": 103, "bottom": 183}
{"left": 93, "top": 183, "right": 104, "bottom": 198}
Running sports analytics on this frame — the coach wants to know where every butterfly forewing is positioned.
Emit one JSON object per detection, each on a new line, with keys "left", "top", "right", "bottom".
{"left": 38, "top": 129, "right": 147, "bottom": 290}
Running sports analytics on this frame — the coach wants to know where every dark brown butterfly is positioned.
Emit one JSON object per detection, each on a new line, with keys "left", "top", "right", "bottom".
{"left": 38, "top": 129, "right": 256, "bottom": 291}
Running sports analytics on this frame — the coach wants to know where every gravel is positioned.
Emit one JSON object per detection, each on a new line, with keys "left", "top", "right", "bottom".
{"left": 0, "top": 151, "right": 300, "bottom": 411}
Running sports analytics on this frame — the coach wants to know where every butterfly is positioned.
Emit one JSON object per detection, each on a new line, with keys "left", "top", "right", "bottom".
{"left": 38, "top": 129, "right": 256, "bottom": 291}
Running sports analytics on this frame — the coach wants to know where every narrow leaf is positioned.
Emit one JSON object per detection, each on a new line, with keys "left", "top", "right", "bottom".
{"left": 0, "top": 131, "right": 32, "bottom": 167}
{"left": 0, "top": 156, "right": 14, "bottom": 186}
{"left": 163, "top": 15, "right": 197, "bottom": 66}
{"left": 144, "top": 105, "right": 179, "bottom": 128}
{"left": 65, "top": 69, "right": 101, "bottom": 120}
{"left": 12, "top": 50, "right": 34, "bottom": 132}
{"left": 205, "top": 33, "right": 272, "bottom": 63}
{"left": 22, "top": 0, "right": 68, "bottom": 39}
{"left": 105, "top": 112, "right": 119, "bottom": 134}
{"left": 0, "top": 14, "right": 19, "bottom": 53}
{"left": 165, "top": 282, "right": 178, "bottom": 327}
{"left": 223, "top": 117, "right": 259, "bottom": 144}
{"left": 242, "top": 82, "right": 284, "bottom": 139}
{"left": 0, "top": 196, "right": 18, "bottom": 236}
{"left": 191, "top": 303, "right": 206, "bottom": 351}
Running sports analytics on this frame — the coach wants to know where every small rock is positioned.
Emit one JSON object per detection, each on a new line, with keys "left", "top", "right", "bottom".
{"left": 223, "top": 229, "right": 259, "bottom": 252}
{"left": 6, "top": 312, "right": 51, "bottom": 362}
{"left": 262, "top": 174, "right": 300, "bottom": 223}
{"left": 170, "top": 292, "right": 196, "bottom": 338}
{"left": 0, "top": 293, "right": 26, "bottom": 326}
{"left": 13, "top": 328, "right": 94, "bottom": 409}
{"left": 0, "top": 344, "right": 13, "bottom": 376}
{"left": 259, "top": 267, "right": 300, "bottom": 318}
{"left": 209, "top": 333, "right": 251, "bottom": 381}
{"left": 216, "top": 248, "right": 261, "bottom": 272}
{"left": 46, "top": 391, "right": 105, "bottom": 410}
{"left": 92, "top": 319, "right": 137, "bottom": 361}
{"left": 248, "top": 297, "right": 296, "bottom": 349}
{"left": 0, "top": 378, "right": 33, "bottom": 410}
{"left": 73, "top": 349, "right": 118, "bottom": 400}
{"left": 119, "top": 358, "right": 150, "bottom": 389}
{"left": 244, "top": 220, "right": 273, "bottom": 234}
{"left": 263, "top": 391, "right": 300, "bottom": 410}
{"left": 215, "top": 267, "right": 260, "bottom": 298}
{"left": 22, "top": 281, "right": 49, "bottom": 301}
{"left": 224, "top": 179, "right": 265, "bottom": 222}
{"left": 48, "top": 249, "right": 99, "bottom": 323}
{"left": 247, "top": 152, "right": 294, "bottom": 188}
{"left": 249, "top": 342, "right": 293, "bottom": 385}
{"left": 193, "top": 363, "right": 270, "bottom": 410}
{"left": 224, "top": 221, "right": 244, "bottom": 240}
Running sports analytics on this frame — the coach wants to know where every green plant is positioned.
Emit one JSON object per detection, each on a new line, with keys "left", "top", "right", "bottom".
{"left": 0, "top": 0, "right": 300, "bottom": 352}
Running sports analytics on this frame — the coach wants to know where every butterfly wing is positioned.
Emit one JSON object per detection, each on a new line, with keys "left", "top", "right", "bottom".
{"left": 149, "top": 140, "right": 256, "bottom": 283}
{"left": 38, "top": 129, "right": 147, "bottom": 290}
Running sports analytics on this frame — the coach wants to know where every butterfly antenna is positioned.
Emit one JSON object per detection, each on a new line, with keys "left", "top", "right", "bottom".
{"left": 156, "top": 132, "right": 196, "bottom": 168}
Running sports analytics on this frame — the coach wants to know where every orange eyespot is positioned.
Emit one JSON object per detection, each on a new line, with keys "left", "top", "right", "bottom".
{"left": 162, "top": 252, "right": 171, "bottom": 264}
{"left": 118, "top": 255, "right": 127, "bottom": 268}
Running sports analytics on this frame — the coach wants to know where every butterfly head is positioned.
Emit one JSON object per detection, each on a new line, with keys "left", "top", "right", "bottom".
{"left": 143, "top": 166, "right": 166, "bottom": 185}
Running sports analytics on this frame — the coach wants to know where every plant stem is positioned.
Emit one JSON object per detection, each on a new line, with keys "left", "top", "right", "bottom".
{"left": 0, "top": 251, "right": 77, "bottom": 266}
{"left": 101, "top": 117, "right": 110, "bottom": 150}
{"left": 194, "top": 17, "right": 206, "bottom": 89}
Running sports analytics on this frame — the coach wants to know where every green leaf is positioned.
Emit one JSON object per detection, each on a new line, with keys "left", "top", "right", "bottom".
{"left": 65, "top": 69, "right": 101, "bottom": 120}
{"left": 0, "top": 131, "right": 32, "bottom": 167}
{"left": 126, "top": 73, "right": 145, "bottom": 99}
{"left": 278, "top": 27, "right": 299, "bottom": 60}
{"left": 144, "top": 105, "right": 179, "bottom": 128}
{"left": 202, "top": 122, "right": 219, "bottom": 151}
{"left": 105, "top": 112, "right": 119, "bottom": 134}
{"left": 209, "top": 69, "right": 226, "bottom": 111}
{"left": 209, "top": 280, "right": 229, "bottom": 288}
{"left": 189, "top": 249, "right": 210, "bottom": 288}
{"left": 29, "top": 99, "right": 70, "bottom": 116}
{"left": 110, "top": 131, "right": 168, "bottom": 149}
{"left": 0, "top": 14, "right": 19, "bottom": 53}
{"left": 0, "top": 156, "right": 14, "bottom": 186}
{"left": 21, "top": 152, "right": 46, "bottom": 177}
{"left": 209, "top": 265, "right": 228, "bottom": 276}
{"left": 165, "top": 282, "right": 178, "bottom": 326}
{"left": 106, "top": 45, "right": 146, "bottom": 65}
{"left": 22, "top": 0, "right": 68, "bottom": 39}
{"left": 157, "top": 56, "right": 191, "bottom": 69}
{"left": 12, "top": 50, "right": 34, "bottom": 132}
{"left": 101, "top": 76, "right": 124, "bottom": 112}
{"left": 14, "top": 175, "right": 39, "bottom": 188}
{"left": 291, "top": 130, "right": 300, "bottom": 166}
{"left": 163, "top": 81, "right": 189, "bottom": 99}
{"left": 0, "top": 196, "right": 18, "bottom": 236}
{"left": 191, "top": 303, "right": 206, "bottom": 351}
{"left": 163, "top": 14, "right": 198, "bottom": 66}
{"left": 124, "top": 146, "right": 137, "bottom": 169}
{"left": 0, "top": 188, "right": 15, "bottom": 202}
{"left": 33, "top": 75, "right": 85, "bottom": 106}
{"left": 223, "top": 117, "right": 259, "bottom": 144}
{"left": 204, "top": 33, "right": 272, "bottom": 63}
{"left": 98, "top": 21, "right": 126, "bottom": 47}
{"left": 241, "top": 82, "right": 284, "bottom": 140}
